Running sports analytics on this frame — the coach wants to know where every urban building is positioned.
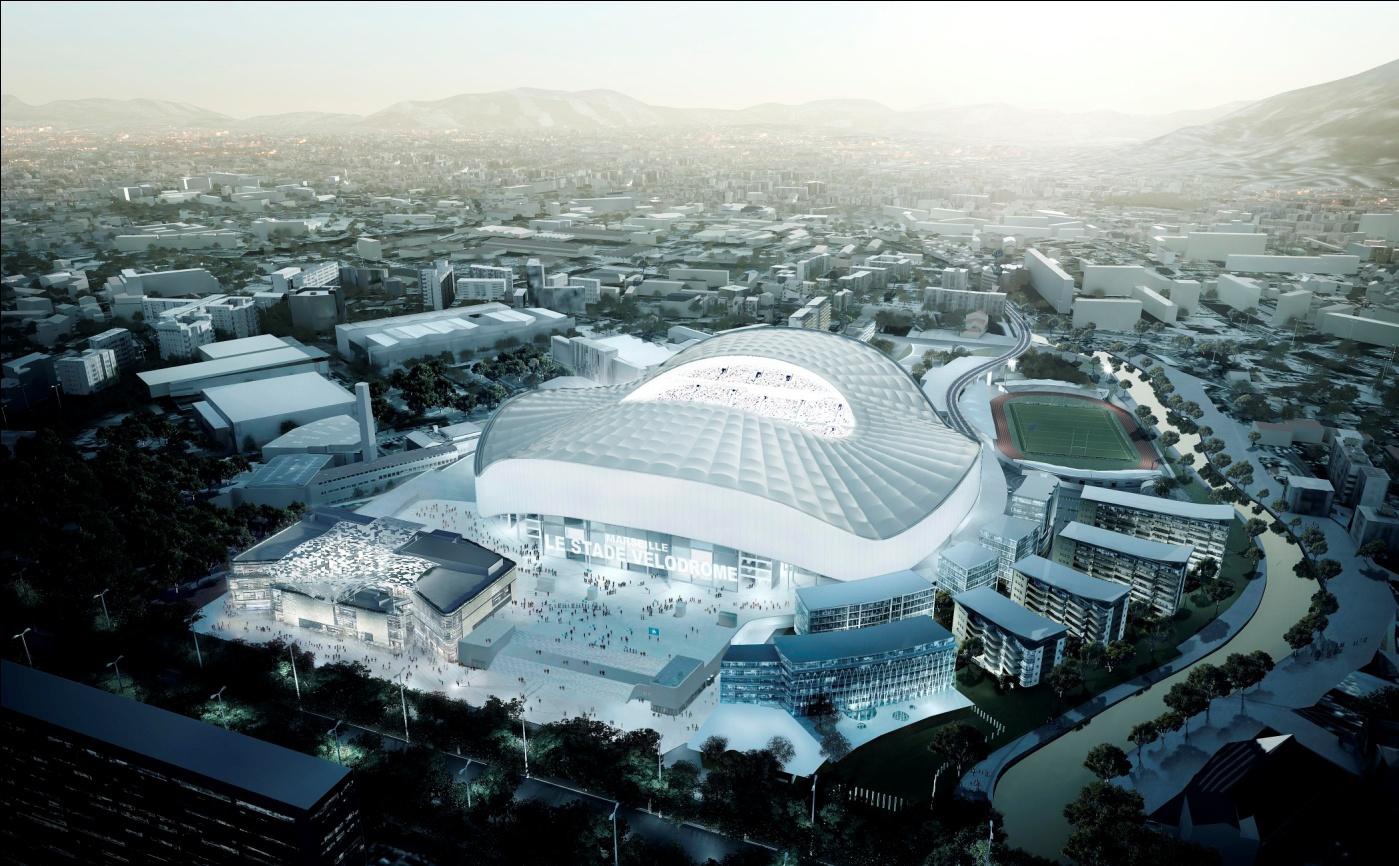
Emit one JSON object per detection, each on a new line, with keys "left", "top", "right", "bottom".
{"left": 1053, "top": 521, "right": 1193, "bottom": 617}
{"left": 978, "top": 515, "right": 1041, "bottom": 590}
{"left": 154, "top": 314, "right": 215, "bottom": 360}
{"left": 194, "top": 371, "right": 356, "bottom": 450}
{"left": 406, "top": 531, "right": 518, "bottom": 663}
{"left": 1328, "top": 431, "right": 1391, "bottom": 509}
{"left": 1077, "top": 485, "right": 1233, "bottom": 571}
{"left": 0, "top": 662, "right": 364, "bottom": 866}
{"left": 1348, "top": 505, "right": 1399, "bottom": 552}
{"left": 924, "top": 286, "right": 1007, "bottom": 316}
{"left": 550, "top": 333, "right": 676, "bottom": 385}
{"left": 935, "top": 541, "right": 1000, "bottom": 593}
{"left": 419, "top": 258, "right": 456, "bottom": 311}
{"left": 794, "top": 569, "right": 935, "bottom": 634}
{"left": 720, "top": 617, "right": 955, "bottom": 719}
{"left": 1283, "top": 475, "right": 1335, "bottom": 516}
{"left": 1008, "top": 555, "right": 1130, "bottom": 645}
{"left": 54, "top": 348, "right": 118, "bottom": 395}
{"left": 138, "top": 335, "right": 330, "bottom": 399}
{"left": 290, "top": 287, "right": 347, "bottom": 335}
{"left": 1008, "top": 472, "right": 1060, "bottom": 553}
{"left": 951, "top": 586, "right": 1067, "bottom": 688}
{"left": 334, "top": 304, "right": 573, "bottom": 371}
{"left": 87, "top": 327, "right": 140, "bottom": 370}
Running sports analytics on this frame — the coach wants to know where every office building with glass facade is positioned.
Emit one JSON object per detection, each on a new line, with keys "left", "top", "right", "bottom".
{"left": 936, "top": 541, "right": 1000, "bottom": 594}
{"left": 720, "top": 618, "right": 955, "bottom": 719}
{"left": 794, "top": 569, "right": 935, "bottom": 634}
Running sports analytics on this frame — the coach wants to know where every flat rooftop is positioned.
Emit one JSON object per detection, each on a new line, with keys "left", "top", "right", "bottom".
{"left": 773, "top": 617, "right": 952, "bottom": 664}
{"left": 953, "top": 586, "right": 1067, "bottom": 642}
{"left": 1012, "top": 555, "right": 1130, "bottom": 603}
{"left": 138, "top": 345, "right": 324, "bottom": 391}
{"left": 2, "top": 661, "right": 347, "bottom": 812}
{"left": 1059, "top": 521, "right": 1193, "bottom": 563}
{"left": 244, "top": 453, "right": 334, "bottom": 488}
{"left": 202, "top": 372, "right": 354, "bottom": 423}
{"left": 1081, "top": 485, "right": 1234, "bottom": 521}
{"left": 796, "top": 569, "right": 933, "bottom": 611}
{"left": 198, "top": 334, "right": 294, "bottom": 360}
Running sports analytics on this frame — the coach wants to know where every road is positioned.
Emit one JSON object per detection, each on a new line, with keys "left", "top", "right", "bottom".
{"left": 943, "top": 304, "right": 1033, "bottom": 437}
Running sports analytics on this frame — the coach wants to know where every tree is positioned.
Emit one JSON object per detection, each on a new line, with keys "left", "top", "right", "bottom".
{"left": 1159, "top": 430, "right": 1180, "bottom": 448}
{"left": 1163, "top": 682, "right": 1208, "bottom": 741}
{"left": 1190, "top": 558, "right": 1220, "bottom": 582}
{"left": 1104, "top": 641, "right": 1133, "bottom": 673}
{"left": 1062, "top": 781, "right": 1146, "bottom": 866}
{"left": 1185, "top": 664, "right": 1231, "bottom": 724}
{"left": 1222, "top": 652, "right": 1264, "bottom": 710}
{"left": 1247, "top": 430, "right": 1262, "bottom": 448}
{"left": 1284, "top": 619, "right": 1315, "bottom": 655}
{"left": 765, "top": 735, "right": 795, "bottom": 768}
{"left": 818, "top": 728, "right": 851, "bottom": 763}
{"left": 1315, "top": 558, "right": 1343, "bottom": 584}
{"left": 1202, "top": 578, "right": 1233, "bottom": 617}
{"left": 927, "top": 722, "right": 987, "bottom": 778}
{"left": 1046, "top": 662, "right": 1085, "bottom": 699}
{"left": 1083, "top": 743, "right": 1131, "bottom": 781}
{"left": 1245, "top": 518, "right": 1268, "bottom": 538}
{"left": 1358, "top": 539, "right": 1387, "bottom": 561}
{"left": 700, "top": 735, "right": 729, "bottom": 764}
{"left": 1154, "top": 711, "right": 1184, "bottom": 747}
{"left": 1128, "top": 721, "right": 1158, "bottom": 765}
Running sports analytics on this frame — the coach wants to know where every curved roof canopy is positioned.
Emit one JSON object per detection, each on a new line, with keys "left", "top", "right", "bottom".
{"left": 476, "top": 327, "right": 979, "bottom": 540}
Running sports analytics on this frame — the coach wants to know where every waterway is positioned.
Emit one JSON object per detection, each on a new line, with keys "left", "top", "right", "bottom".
{"left": 992, "top": 354, "right": 1316, "bottom": 860}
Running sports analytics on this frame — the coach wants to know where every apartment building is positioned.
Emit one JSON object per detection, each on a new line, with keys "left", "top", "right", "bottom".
{"left": 1009, "top": 555, "right": 1130, "bottom": 646}
{"left": 1077, "top": 485, "right": 1232, "bottom": 572}
{"left": 1052, "top": 521, "right": 1193, "bottom": 617}
{"left": 952, "top": 586, "right": 1067, "bottom": 688}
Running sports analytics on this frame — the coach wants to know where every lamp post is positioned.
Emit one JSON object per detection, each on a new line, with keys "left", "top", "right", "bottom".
{"left": 51, "top": 384, "right": 63, "bottom": 411}
{"left": 107, "top": 655, "right": 127, "bottom": 693}
{"left": 13, "top": 628, "right": 33, "bottom": 666}
{"left": 809, "top": 771, "right": 818, "bottom": 855}
{"left": 394, "top": 665, "right": 410, "bottom": 743}
{"left": 458, "top": 760, "right": 474, "bottom": 808}
{"left": 94, "top": 588, "right": 112, "bottom": 629}
{"left": 209, "top": 686, "right": 227, "bottom": 729}
{"left": 192, "top": 628, "right": 203, "bottom": 669}
{"left": 610, "top": 801, "right": 620, "bottom": 866}
{"left": 288, "top": 645, "right": 301, "bottom": 703}
{"left": 329, "top": 721, "right": 344, "bottom": 764}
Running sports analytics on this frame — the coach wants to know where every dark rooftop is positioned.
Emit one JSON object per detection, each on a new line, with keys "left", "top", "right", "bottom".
{"left": 723, "top": 643, "right": 780, "bottom": 663}
{"left": 1, "top": 661, "right": 348, "bottom": 812}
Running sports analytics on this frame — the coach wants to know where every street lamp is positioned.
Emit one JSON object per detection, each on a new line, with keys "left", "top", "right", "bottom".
{"left": 610, "top": 801, "right": 620, "bottom": 866}
{"left": 209, "top": 685, "right": 227, "bottom": 729}
{"left": 12, "top": 628, "right": 33, "bottom": 666}
{"left": 809, "top": 771, "right": 818, "bottom": 856}
{"left": 458, "top": 761, "right": 474, "bottom": 808}
{"left": 94, "top": 588, "right": 112, "bottom": 629}
{"left": 521, "top": 711, "right": 529, "bottom": 778}
{"left": 51, "top": 384, "right": 63, "bottom": 411}
{"left": 329, "top": 721, "right": 344, "bottom": 764}
{"left": 394, "top": 664, "right": 411, "bottom": 743}
{"left": 288, "top": 645, "right": 301, "bottom": 703}
{"left": 107, "top": 655, "right": 126, "bottom": 693}
{"left": 191, "top": 627, "right": 203, "bottom": 669}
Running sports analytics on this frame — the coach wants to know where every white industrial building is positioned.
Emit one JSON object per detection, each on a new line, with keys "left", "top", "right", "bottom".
{"left": 139, "top": 335, "right": 329, "bottom": 399}
{"left": 1072, "top": 298, "right": 1142, "bottom": 331}
{"left": 334, "top": 304, "right": 574, "bottom": 371}
{"left": 194, "top": 371, "right": 356, "bottom": 451}
{"left": 550, "top": 333, "right": 678, "bottom": 385}
{"left": 1224, "top": 254, "right": 1360, "bottom": 275}
{"left": 1024, "top": 248, "right": 1075, "bottom": 314}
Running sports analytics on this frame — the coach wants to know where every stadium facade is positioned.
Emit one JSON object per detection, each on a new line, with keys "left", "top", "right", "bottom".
{"left": 475, "top": 327, "right": 983, "bottom": 588}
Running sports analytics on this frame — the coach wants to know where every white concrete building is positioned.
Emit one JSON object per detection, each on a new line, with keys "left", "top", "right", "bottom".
{"left": 1073, "top": 298, "right": 1142, "bottom": 331}
{"left": 1216, "top": 274, "right": 1263, "bottom": 311}
{"left": 1025, "top": 248, "right": 1075, "bottom": 314}
{"left": 54, "top": 348, "right": 119, "bottom": 395}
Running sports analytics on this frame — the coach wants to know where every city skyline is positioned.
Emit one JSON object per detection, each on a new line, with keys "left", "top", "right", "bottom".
{"left": 3, "top": 1, "right": 1399, "bottom": 118}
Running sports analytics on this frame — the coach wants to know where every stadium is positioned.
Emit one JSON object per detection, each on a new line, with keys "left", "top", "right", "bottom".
{"left": 988, "top": 386, "right": 1161, "bottom": 483}
{"left": 474, "top": 327, "right": 984, "bottom": 587}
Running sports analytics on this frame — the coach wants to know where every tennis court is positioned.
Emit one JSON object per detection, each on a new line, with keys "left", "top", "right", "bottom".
{"left": 1003, "top": 397, "right": 1139, "bottom": 469}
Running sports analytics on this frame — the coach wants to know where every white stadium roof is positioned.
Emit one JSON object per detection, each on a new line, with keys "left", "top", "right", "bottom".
{"left": 475, "top": 327, "right": 982, "bottom": 580}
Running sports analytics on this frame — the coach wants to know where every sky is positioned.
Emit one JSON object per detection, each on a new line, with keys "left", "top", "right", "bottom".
{"left": 3, "top": 1, "right": 1397, "bottom": 118}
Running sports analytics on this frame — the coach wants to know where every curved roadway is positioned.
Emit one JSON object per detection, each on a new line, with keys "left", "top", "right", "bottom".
{"left": 944, "top": 303, "right": 1032, "bottom": 438}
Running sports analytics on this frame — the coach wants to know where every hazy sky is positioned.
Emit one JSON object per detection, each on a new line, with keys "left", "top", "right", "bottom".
{"left": 3, "top": 1, "right": 1396, "bottom": 117}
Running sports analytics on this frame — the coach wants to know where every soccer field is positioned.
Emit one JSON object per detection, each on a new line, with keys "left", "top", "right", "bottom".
{"left": 1004, "top": 399, "right": 1139, "bottom": 468}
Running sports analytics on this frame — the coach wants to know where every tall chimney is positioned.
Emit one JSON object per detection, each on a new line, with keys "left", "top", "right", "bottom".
{"left": 355, "top": 381, "right": 377, "bottom": 462}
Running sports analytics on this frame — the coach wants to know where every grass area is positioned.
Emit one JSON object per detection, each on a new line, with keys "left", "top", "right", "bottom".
{"left": 1005, "top": 397, "right": 1139, "bottom": 470}
{"left": 823, "top": 707, "right": 995, "bottom": 803}
{"left": 834, "top": 518, "right": 1258, "bottom": 802}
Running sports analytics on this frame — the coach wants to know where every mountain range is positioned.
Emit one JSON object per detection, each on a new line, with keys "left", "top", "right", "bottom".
{"left": 1127, "top": 59, "right": 1399, "bottom": 187}
{"left": 4, "top": 60, "right": 1396, "bottom": 182}
{"left": 2, "top": 88, "right": 1245, "bottom": 144}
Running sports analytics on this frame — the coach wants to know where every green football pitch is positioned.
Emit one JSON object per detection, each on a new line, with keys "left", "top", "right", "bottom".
{"left": 1004, "top": 399, "right": 1141, "bottom": 470}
